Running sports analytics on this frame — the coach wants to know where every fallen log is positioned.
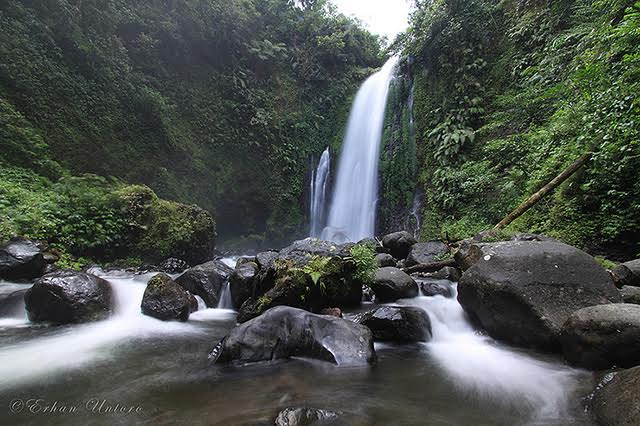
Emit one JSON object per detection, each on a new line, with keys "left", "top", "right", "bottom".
{"left": 494, "top": 152, "right": 592, "bottom": 230}
{"left": 402, "top": 258, "right": 457, "bottom": 274}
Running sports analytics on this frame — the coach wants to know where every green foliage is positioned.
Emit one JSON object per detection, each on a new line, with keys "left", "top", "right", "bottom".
{"left": 0, "top": 0, "right": 382, "bottom": 247}
{"left": 348, "top": 244, "right": 377, "bottom": 284}
{"left": 301, "top": 256, "right": 337, "bottom": 292}
{"left": 0, "top": 164, "right": 215, "bottom": 264}
{"left": 405, "top": 0, "right": 640, "bottom": 256}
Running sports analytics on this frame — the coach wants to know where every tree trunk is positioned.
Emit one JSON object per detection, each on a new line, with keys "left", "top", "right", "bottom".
{"left": 494, "top": 152, "right": 591, "bottom": 230}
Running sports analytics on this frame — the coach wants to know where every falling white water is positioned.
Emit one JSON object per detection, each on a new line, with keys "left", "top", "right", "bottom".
{"left": 322, "top": 56, "right": 398, "bottom": 243}
{"left": 0, "top": 272, "right": 202, "bottom": 390}
{"left": 400, "top": 284, "right": 586, "bottom": 422}
{"left": 217, "top": 282, "right": 233, "bottom": 309}
{"left": 310, "top": 147, "right": 331, "bottom": 238}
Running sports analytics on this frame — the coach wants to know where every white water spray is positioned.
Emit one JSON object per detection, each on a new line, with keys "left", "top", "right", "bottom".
{"left": 322, "top": 57, "right": 398, "bottom": 243}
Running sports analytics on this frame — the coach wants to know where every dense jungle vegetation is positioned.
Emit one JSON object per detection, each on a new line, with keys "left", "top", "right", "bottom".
{"left": 0, "top": 0, "right": 382, "bottom": 262}
{"left": 397, "top": 0, "right": 639, "bottom": 258}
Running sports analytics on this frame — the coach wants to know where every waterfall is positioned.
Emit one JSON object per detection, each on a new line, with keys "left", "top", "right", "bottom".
{"left": 321, "top": 56, "right": 398, "bottom": 243}
{"left": 217, "top": 283, "right": 233, "bottom": 310}
{"left": 309, "top": 147, "right": 331, "bottom": 238}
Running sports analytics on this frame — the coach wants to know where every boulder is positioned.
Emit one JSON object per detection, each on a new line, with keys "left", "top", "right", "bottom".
{"left": 457, "top": 241, "right": 622, "bottom": 351}
{"left": 405, "top": 242, "right": 448, "bottom": 266}
{"left": 235, "top": 256, "right": 257, "bottom": 268}
{"left": 229, "top": 262, "right": 259, "bottom": 308}
{"left": 353, "top": 306, "right": 431, "bottom": 342}
{"left": 0, "top": 238, "right": 46, "bottom": 281}
{"left": 256, "top": 251, "right": 279, "bottom": 270}
{"left": 141, "top": 273, "right": 193, "bottom": 321}
{"left": 210, "top": 306, "right": 375, "bottom": 365}
{"left": 375, "top": 253, "right": 396, "bottom": 268}
{"left": 381, "top": 231, "right": 416, "bottom": 259}
{"left": 175, "top": 260, "right": 233, "bottom": 307}
{"left": 370, "top": 267, "right": 418, "bottom": 302}
{"left": 591, "top": 366, "right": 640, "bottom": 425}
{"left": 560, "top": 304, "right": 640, "bottom": 369}
{"left": 238, "top": 253, "right": 363, "bottom": 323}
{"left": 621, "top": 286, "right": 640, "bottom": 305}
{"left": 157, "top": 257, "right": 189, "bottom": 274}
{"left": 412, "top": 276, "right": 453, "bottom": 298}
{"left": 24, "top": 270, "right": 112, "bottom": 323}
{"left": 611, "top": 259, "right": 640, "bottom": 287}
{"left": 276, "top": 239, "right": 350, "bottom": 267}
{"left": 275, "top": 407, "right": 340, "bottom": 426}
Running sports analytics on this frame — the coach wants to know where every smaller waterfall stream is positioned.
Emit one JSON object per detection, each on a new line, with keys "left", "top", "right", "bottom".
{"left": 217, "top": 283, "right": 233, "bottom": 309}
{"left": 310, "top": 147, "right": 331, "bottom": 238}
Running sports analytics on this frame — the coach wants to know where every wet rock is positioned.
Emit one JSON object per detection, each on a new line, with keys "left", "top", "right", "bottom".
{"left": 453, "top": 240, "right": 489, "bottom": 271}
{"left": 276, "top": 239, "right": 350, "bottom": 267}
{"left": 381, "top": 231, "right": 417, "bottom": 260}
{"left": 141, "top": 273, "right": 193, "bottom": 321}
{"left": 0, "top": 238, "right": 46, "bottom": 281}
{"left": 274, "top": 407, "right": 340, "bottom": 426}
{"left": 560, "top": 304, "right": 640, "bottom": 369}
{"left": 256, "top": 251, "right": 279, "bottom": 270}
{"left": 157, "top": 257, "right": 190, "bottom": 274}
{"left": 591, "top": 366, "right": 640, "bottom": 425}
{"left": 611, "top": 259, "right": 640, "bottom": 288}
{"left": 412, "top": 276, "right": 453, "bottom": 297}
{"left": 175, "top": 260, "right": 233, "bottom": 308}
{"left": 375, "top": 253, "right": 396, "bottom": 268}
{"left": 210, "top": 306, "right": 375, "bottom": 365}
{"left": 235, "top": 256, "right": 257, "bottom": 268}
{"left": 24, "top": 270, "right": 112, "bottom": 324}
{"left": 621, "top": 286, "right": 640, "bottom": 305}
{"left": 320, "top": 307, "right": 342, "bottom": 318}
{"left": 405, "top": 242, "right": 448, "bottom": 266}
{"left": 353, "top": 306, "right": 431, "bottom": 342}
{"left": 229, "top": 262, "right": 259, "bottom": 308}
{"left": 457, "top": 241, "right": 621, "bottom": 351}
{"left": 370, "top": 267, "right": 418, "bottom": 302}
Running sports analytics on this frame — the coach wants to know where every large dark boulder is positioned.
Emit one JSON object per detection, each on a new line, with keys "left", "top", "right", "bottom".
{"left": 457, "top": 241, "right": 622, "bottom": 351}
{"left": 275, "top": 407, "right": 340, "bottom": 426}
{"left": 353, "top": 306, "right": 431, "bottom": 342}
{"left": 175, "top": 260, "right": 233, "bottom": 307}
{"left": 210, "top": 306, "right": 375, "bottom": 366}
{"left": 611, "top": 259, "right": 640, "bottom": 287}
{"left": 560, "top": 304, "right": 640, "bottom": 370}
{"left": 405, "top": 242, "right": 448, "bottom": 266}
{"left": 621, "top": 286, "right": 640, "bottom": 305}
{"left": 381, "top": 231, "right": 416, "bottom": 260}
{"left": 276, "top": 239, "right": 351, "bottom": 266}
{"left": 229, "top": 262, "right": 258, "bottom": 308}
{"left": 591, "top": 366, "right": 640, "bottom": 425}
{"left": 141, "top": 273, "right": 193, "bottom": 321}
{"left": 24, "top": 270, "right": 112, "bottom": 324}
{"left": 375, "top": 253, "right": 396, "bottom": 267}
{"left": 370, "top": 267, "right": 418, "bottom": 302}
{"left": 0, "top": 238, "right": 46, "bottom": 281}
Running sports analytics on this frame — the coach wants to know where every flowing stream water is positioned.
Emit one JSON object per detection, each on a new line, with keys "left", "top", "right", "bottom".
{"left": 0, "top": 272, "right": 593, "bottom": 425}
{"left": 322, "top": 57, "right": 398, "bottom": 243}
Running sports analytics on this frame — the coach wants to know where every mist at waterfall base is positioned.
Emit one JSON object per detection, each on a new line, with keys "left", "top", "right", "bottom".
{"left": 317, "top": 57, "right": 399, "bottom": 243}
